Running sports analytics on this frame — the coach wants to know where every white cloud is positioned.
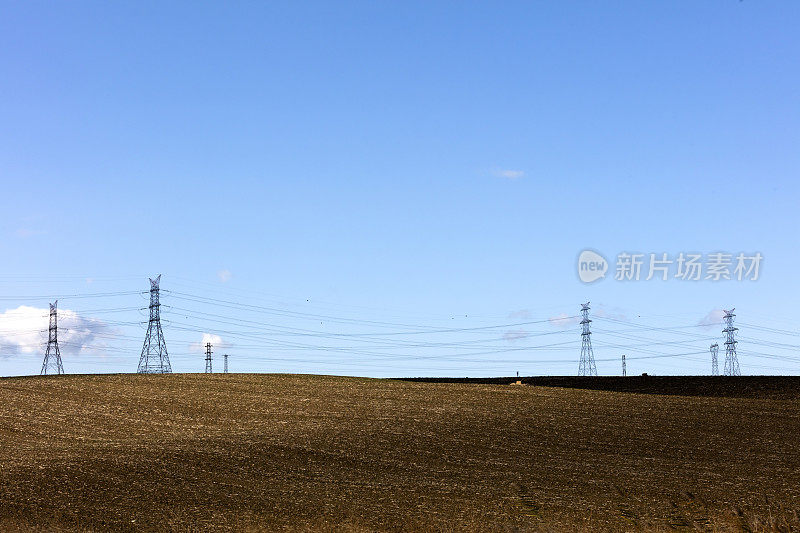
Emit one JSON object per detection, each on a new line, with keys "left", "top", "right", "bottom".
{"left": 549, "top": 304, "right": 629, "bottom": 329}
{"left": 698, "top": 309, "right": 726, "bottom": 329}
{"left": 0, "top": 305, "right": 112, "bottom": 357}
{"left": 493, "top": 169, "right": 525, "bottom": 180}
{"left": 593, "top": 304, "right": 628, "bottom": 322}
{"left": 503, "top": 329, "right": 529, "bottom": 342}
{"left": 549, "top": 313, "right": 580, "bottom": 328}
{"left": 217, "top": 269, "right": 232, "bottom": 283}
{"left": 190, "top": 333, "right": 226, "bottom": 353}
{"left": 508, "top": 309, "right": 532, "bottom": 320}
{"left": 14, "top": 228, "right": 46, "bottom": 238}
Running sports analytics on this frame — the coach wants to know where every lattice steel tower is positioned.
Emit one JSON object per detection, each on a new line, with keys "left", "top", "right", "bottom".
{"left": 40, "top": 300, "right": 64, "bottom": 375}
{"left": 205, "top": 342, "right": 213, "bottom": 373}
{"left": 710, "top": 343, "right": 719, "bottom": 376}
{"left": 622, "top": 354, "right": 626, "bottom": 377}
{"left": 223, "top": 354, "right": 229, "bottom": 374}
{"left": 579, "top": 302, "right": 597, "bottom": 376}
{"left": 722, "top": 308, "right": 740, "bottom": 376}
{"left": 138, "top": 275, "right": 172, "bottom": 374}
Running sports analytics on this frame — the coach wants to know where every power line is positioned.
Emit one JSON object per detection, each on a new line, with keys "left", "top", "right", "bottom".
{"left": 0, "top": 291, "right": 141, "bottom": 301}
{"left": 167, "top": 292, "right": 576, "bottom": 336}
{"left": 5, "top": 276, "right": 800, "bottom": 376}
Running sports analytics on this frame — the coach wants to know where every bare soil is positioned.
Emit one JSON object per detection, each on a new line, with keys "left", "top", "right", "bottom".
{"left": 398, "top": 375, "right": 800, "bottom": 399}
{"left": 0, "top": 374, "right": 798, "bottom": 531}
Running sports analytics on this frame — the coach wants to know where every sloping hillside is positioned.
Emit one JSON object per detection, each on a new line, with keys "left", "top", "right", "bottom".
{"left": 0, "top": 374, "right": 798, "bottom": 531}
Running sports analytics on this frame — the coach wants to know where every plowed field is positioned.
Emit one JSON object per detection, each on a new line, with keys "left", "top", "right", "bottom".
{"left": 0, "top": 374, "right": 798, "bottom": 531}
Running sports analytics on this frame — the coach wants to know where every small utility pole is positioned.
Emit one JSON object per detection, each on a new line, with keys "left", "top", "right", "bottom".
{"left": 622, "top": 354, "right": 626, "bottom": 377}
{"left": 223, "top": 354, "right": 229, "bottom": 374}
{"left": 205, "top": 342, "right": 213, "bottom": 373}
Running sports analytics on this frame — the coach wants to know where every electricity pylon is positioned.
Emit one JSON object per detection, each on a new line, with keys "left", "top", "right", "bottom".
{"left": 40, "top": 300, "right": 64, "bottom": 375}
{"left": 710, "top": 343, "right": 719, "bottom": 376}
{"left": 205, "top": 343, "right": 213, "bottom": 373}
{"left": 622, "top": 354, "right": 626, "bottom": 377}
{"left": 138, "top": 275, "right": 172, "bottom": 373}
{"left": 723, "top": 309, "right": 740, "bottom": 376}
{"left": 579, "top": 302, "right": 597, "bottom": 376}
{"left": 223, "top": 354, "right": 229, "bottom": 374}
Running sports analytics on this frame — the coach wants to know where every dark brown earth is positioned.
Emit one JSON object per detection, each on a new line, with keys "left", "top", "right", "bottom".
{"left": 397, "top": 375, "right": 800, "bottom": 399}
{"left": 0, "top": 374, "right": 798, "bottom": 531}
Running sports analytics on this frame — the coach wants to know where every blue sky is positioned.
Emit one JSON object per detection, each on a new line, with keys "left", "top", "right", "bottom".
{"left": 1, "top": 1, "right": 798, "bottom": 377}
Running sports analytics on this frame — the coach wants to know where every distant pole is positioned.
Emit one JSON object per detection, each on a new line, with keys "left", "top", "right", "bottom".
{"left": 224, "top": 354, "right": 229, "bottom": 374}
{"left": 205, "top": 342, "right": 213, "bottom": 373}
{"left": 622, "top": 354, "right": 626, "bottom": 377}
{"left": 710, "top": 343, "right": 719, "bottom": 376}
{"left": 723, "top": 309, "right": 740, "bottom": 376}
{"left": 40, "top": 300, "right": 64, "bottom": 375}
{"left": 578, "top": 302, "right": 597, "bottom": 376}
